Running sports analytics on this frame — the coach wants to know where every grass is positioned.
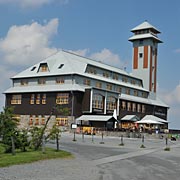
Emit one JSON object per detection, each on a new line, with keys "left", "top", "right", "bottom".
{"left": 0, "top": 144, "right": 72, "bottom": 167}
{"left": 140, "top": 144, "right": 146, "bottom": 148}
{"left": 164, "top": 147, "right": 170, "bottom": 151}
{"left": 119, "top": 143, "right": 124, "bottom": 146}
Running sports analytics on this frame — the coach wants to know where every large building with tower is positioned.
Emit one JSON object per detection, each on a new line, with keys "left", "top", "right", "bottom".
{"left": 4, "top": 21, "right": 169, "bottom": 130}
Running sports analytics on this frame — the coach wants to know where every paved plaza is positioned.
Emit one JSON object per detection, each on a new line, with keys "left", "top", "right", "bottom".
{"left": 1, "top": 132, "right": 180, "bottom": 180}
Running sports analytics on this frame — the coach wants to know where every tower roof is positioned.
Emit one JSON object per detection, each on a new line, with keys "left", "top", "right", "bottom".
{"left": 131, "top": 21, "right": 161, "bottom": 34}
{"left": 129, "top": 21, "right": 162, "bottom": 43}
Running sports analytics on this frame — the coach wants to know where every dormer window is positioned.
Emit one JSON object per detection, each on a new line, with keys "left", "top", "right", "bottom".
{"left": 38, "top": 63, "right": 49, "bottom": 72}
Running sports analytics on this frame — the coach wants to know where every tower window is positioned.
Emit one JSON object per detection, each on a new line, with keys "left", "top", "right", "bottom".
{"left": 140, "top": 40, "right": 143, "bottom": 45}
{"left": 139, "top": 53, "right": 143, "bottom": 58}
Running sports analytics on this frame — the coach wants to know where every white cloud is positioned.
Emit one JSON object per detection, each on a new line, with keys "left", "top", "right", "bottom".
{"left": 0, "top": 0, "right": 69, "bottom": 8}
{"left": 0, "top": 18, "right": 60, "bottom": 111}
{"left": 159, "top": 84, "right": 180, "bottom": 105}
{"left": 0, "top": 18, "right": 59, "bottom": 67}
{"left": 0, "top": 65, "right": 17, "bottom": 110}
{"left": 159, "top": 84, "right": 180, "bottom": 129}
{"left": 69, "top": 48, "right": 124, "bottom": 69}
{"left": 89, "top": 48, "right": 123, "bottom": 68}
{"left": 175, "top": 49, "right": 180, "bottom": 53}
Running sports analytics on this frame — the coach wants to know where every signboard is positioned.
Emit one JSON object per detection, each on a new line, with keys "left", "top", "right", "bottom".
{"left": 71, "top": 123, "right": 77, "bottom": 129}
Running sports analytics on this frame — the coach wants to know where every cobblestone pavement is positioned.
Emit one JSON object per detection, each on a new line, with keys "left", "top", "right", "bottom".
{"left": 1, "top": 132, "right": 180, "bottom": 180}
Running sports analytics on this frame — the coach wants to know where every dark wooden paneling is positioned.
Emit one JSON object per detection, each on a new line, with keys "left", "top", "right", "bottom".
{"left": 119, "top": 100, "right": 168, "bottom": 120}
{"left": 82, "top": 89, "right": 91, "bottom": 113}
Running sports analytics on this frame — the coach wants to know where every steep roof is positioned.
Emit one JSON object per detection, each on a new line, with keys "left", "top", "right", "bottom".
{"left": 12, "top": 50, "right": 132, "bottom": 79}
{"left": 131, "top": 21, "right": 161, "bottom": 33}
{"left": 129, "top": 21, "right": 162, "bottom": 43}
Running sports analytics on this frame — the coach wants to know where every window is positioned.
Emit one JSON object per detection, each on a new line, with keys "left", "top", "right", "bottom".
{"left": 95, "top": 82, "right": 102, "bottom": 88}
{"left": 107, "top": 96, "right": 117, "bottom": 110}
{"left": 87, "top": 68, "right": 96, "bottom": 75}
{"left": 56, "top": 77, "right": 64, "bottom": 84}
{"left": 132, "top": 103, "right": 136, "bottom": 112}
{"left": 116, "top": 86, "right": 122, "bottom": 93}
{"left": 140, "top": 40, "right": 143, "bottom": 45}
{"left": 58, "top": 64, "right": 64, "bottom": 69}
{"left": 38, "top": 63, "right": 49, "bottom": 72}
{"left": 92, "top": 94, "right": 103, "bottom": 109}
{"left": 113, "top": 74, "right": 118, "bottom": 80}
{"left": 36, "top": 94, "right": 40, "bottom": 104}
{"left": 139, "top": 53, "right": 143, "bottom": 58}
{"left": 138, "top": 81, "right": 142, "bottom": 87}
{"left": 41, "top": 116, "right": 45, "bottom": 125}
{"left": 38, "top": 78, "right": 46, "bottom": 85}
{"left": 127, "top": 102, "right": 131, "bottom": 111}
{"left": 134, "top": 90, "right": 138, "bottom": 96}
{"left": 122, "top": 76, "right": 127, "bottom": 82}
{"left": 21, "top": 80, "right": 28, "bottom": 86}
{"left": 84, "top": 79, "right": 91, "bottom": 86}
{"left": 121, "top": 101, "right": 126, "bottom": 110}
{"left": 30, "top": 94, "right": 35, "bottom": 104}
{"left": 11, "top": 95, "right": 22, "bottom": 104}
{"left": 56, "top": 116, "right": 68, "bottom": 126}
{"left": 152, "top": 83, "right": 154, "bottom": 89}
{"left": 131, "top": 79, "right": 135, "bottom": 85}
{"left": 142, "top": 92, "right": 147, "bottom": 98}
{"left": 42, "top": 94, "right": 46, "bottom": 104}
{"left": 56, "top": 93, "right": 69, "bottom": 104}
{"left": 103, "top": 71, "right": 109, "bottom": 78}
{"left": 106, "top": 84, "right": 112, "bottom": 91}
{"left": 31, "top": 66, "right": 36, "bottom": 71}
{"left": 137, "top": 104, "right": 141, "bottom": 112}
{"left": 12, "top": 115, "right": 20, "bottom": 122}
{"left": 142, "top": 105, "right": 145, "bottom": 113}
{"left": 35, "top": 116, "right": 39, "bottom": 125}
{"left": 29, "top": 115, "right": 33, "bottom": 125}
{"left": 126, "top": 88, "right": 130, "bottom": 95}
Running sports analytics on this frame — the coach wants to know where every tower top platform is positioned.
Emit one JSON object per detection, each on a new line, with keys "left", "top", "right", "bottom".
{"left": 131, "top": 21, "right": 161, "bottom": 34}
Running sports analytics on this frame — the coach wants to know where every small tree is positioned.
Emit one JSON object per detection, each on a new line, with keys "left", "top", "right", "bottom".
{"left": 0, "top": 107, "right": 29, "bottom": 154}
{"left": 48, "top": 124, "right": 61, "bottom": 151}
{"left": 28, "top": 105, "right": 69, "bottom": 151}
{"left": 56, "top": 105, "right": 70, "bottom": 116}
{"left": 0, "top": 106, "right": 17, "bottom": 154}
{"left": 29, "top": 126, "right": 43, "bottom": 150}
{"left": 15, "top": 129, "right": 29, "bottom": 152}
{"left": 31, "top": 106, "right": 55, "bottom": 150}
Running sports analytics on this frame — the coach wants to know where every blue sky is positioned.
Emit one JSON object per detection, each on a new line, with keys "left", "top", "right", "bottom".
{"left": 0, "top": 0, "right": 180, "bottom": 129}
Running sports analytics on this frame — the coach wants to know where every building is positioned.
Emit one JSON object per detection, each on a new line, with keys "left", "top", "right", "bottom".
{"left": 4, "top": 21, "right": 169, "bottom": 130}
